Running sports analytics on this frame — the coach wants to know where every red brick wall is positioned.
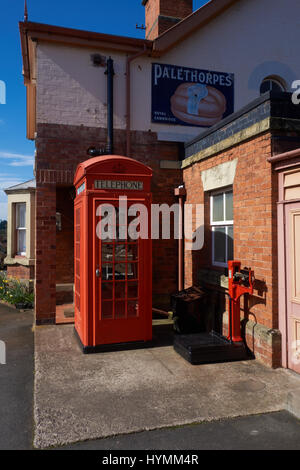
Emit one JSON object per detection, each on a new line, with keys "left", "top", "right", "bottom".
{"left": 160, "top": 0, "right": 193, "bottom": 18}
{"left": 35, "top": 124, "right": 182, "bottom": 322}
{"left": 144, "top": 0, "right": 193, "bottom": 39}
{"left": 7, "top": 264, "right": 34, "bottom": 280}
{"left": 183, "top": 131, "right": 282, "bottom": 367}
{"left": 56, "top": 187, "right": 74, "bottom": 284}
{"left": 183, "top": 132, "right": 278, "bottom": 330}
{"left": 35, "top": 183, "right": 56, "bottom": 324}
{"left": 144, "top": 0, "right": 160, "bottom": 39}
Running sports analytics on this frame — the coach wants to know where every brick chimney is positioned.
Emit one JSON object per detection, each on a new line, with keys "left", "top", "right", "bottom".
{"left": 142, "top": 0, "right": 193, "bottom": 40}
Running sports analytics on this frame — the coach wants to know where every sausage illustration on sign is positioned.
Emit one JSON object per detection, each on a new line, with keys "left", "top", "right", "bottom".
{"left": 170, "top": 83, "right": 226, "bottom": 126}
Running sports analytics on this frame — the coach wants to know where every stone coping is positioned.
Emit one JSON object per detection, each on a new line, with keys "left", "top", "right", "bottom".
{"left": 182, "top": 92, "right": 300, "bottom": 169}
{"left": 4, "top": 257, "right": 35, "bottom": 267}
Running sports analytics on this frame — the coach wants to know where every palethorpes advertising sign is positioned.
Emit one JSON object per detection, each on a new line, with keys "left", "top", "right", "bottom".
{"left": 152, "top": 63, "right": 234, "bottom": 128}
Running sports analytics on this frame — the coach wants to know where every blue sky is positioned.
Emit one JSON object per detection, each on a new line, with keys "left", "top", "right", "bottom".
{"left": 0, "top": 0, "right": 207, "bottom": 219}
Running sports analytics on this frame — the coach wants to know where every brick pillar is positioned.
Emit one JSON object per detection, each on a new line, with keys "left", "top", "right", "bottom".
{"left": 35, "top": 183, "right": 56, "bottom": 325}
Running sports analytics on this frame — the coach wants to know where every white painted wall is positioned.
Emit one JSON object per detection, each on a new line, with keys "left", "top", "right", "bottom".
{"left": 37, "top": 44, "right": 127, "bottom": 130}
{"left": 36, "top": 0, "right": 300, "bottom": 141}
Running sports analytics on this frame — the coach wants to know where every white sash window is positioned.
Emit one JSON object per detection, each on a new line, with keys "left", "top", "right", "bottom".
{"left": 16, "top": 203, "right": 26, "bottom": 256}
{"left": 210, "top": 188, "right": 233, "bottom": 268}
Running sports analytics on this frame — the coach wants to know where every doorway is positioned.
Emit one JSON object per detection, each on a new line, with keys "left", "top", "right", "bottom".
{"left": 93, "top": 199, "right": 151, "bottom": 345}
{"left": 285, "top": 202, "right": 300, "bottom": 373}
{"left": 277, "top": 160, "right": 300, "bottom": 374}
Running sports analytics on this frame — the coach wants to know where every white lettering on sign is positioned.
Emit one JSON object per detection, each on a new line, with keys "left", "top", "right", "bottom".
{"left": 153, "top": 63, "right": 233, "bottom": 87}
{"left": 292, "top": 80, "right": 300, "bottom": 105}
{"left": 0, "top": 80, "right": 6, "bottom": 105}
{"left": 77, "top": 182, "right": 85, "bottom": 195}
{"left": 0, "top": 340, "right": 6, "bottom": 365}
{"left": 95, "top": 180, "right": 144, "bottom": 191}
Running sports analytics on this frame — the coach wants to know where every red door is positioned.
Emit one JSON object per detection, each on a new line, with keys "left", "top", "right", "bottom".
{"left": 285, "top": 202, "right": 300, "bottom": 374}
{"left": 93, "top": 199, "right": 152, "bottom": 345}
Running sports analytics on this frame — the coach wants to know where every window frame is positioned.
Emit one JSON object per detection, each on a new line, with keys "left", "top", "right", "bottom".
{"left": 210, "top": 187, "right": 234, "bottom": 268}
{"left": 260, "top": 77, "right": 286, "bottom": 95}
{"left": 15, "top": 202, "right": 26, "bottom": 256}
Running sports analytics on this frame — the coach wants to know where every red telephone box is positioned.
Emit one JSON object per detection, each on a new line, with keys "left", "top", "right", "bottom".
{"left": 73, "top": 155, "right": 153, "bottom": 351}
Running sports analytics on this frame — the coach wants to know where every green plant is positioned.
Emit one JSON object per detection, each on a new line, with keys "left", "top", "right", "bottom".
{"left": 0, "top": 271, "right": 34, "bottom": 307}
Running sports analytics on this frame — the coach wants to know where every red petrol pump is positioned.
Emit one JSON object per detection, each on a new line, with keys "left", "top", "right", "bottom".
{"left": 73, "top": 155, "right": 153, "bottom": 352}
{"left": 174, "top": 261, "right": 255, "bottom": 364}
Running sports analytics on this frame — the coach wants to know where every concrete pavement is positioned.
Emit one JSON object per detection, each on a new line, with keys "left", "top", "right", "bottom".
{"left": 59, "top": 410, "right": 300, "bottom": 450}
{"left": 0, "top": 303, "right": 34, "bottom": 450}
{"left": 0, "top": 306, "right": 299, "bottom": 450}
{"left": 34, "top": 323, "right": 300, "bottom": 448}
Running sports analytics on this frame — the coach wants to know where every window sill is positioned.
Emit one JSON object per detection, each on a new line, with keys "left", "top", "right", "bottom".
{"left": 198, "top": 267, "right": 228, "bottom": 289}
{"left": 4, "top": 257, "right": 35, "bottom": 267}
{"left": 212, "top": 262, "right": 228, "bottom": 269}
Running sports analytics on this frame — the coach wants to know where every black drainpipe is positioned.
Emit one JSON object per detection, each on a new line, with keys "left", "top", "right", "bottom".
{"left": 87, "top": 57, "right": 115, "bottom": 157}
{"left": 106, "top": 57, "right": 114, "bottom": 155}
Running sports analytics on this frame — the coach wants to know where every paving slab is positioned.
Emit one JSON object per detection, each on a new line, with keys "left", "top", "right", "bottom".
{"left": 34, "top": 324, "right": 300, "bottom": 449}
